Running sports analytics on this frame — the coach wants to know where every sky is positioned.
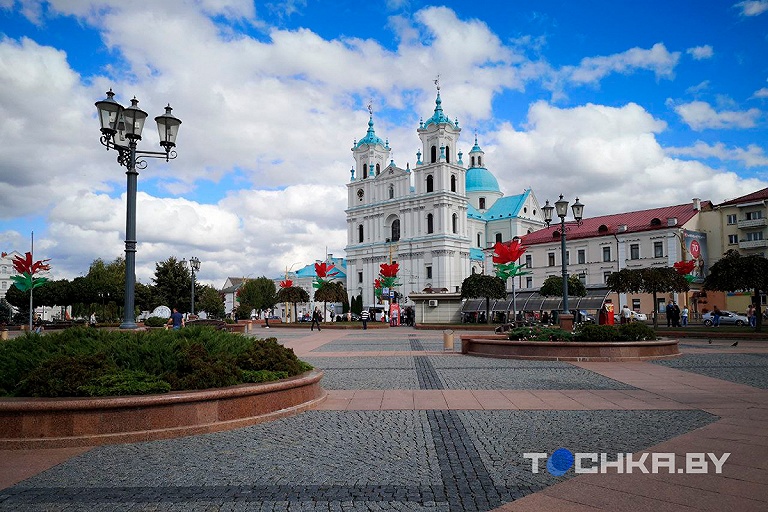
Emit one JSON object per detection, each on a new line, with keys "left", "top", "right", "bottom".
{"left": 0, "top": 0, "right": 766, "bottom": 288}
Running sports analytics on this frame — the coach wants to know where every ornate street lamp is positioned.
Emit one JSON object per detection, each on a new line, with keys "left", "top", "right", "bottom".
{"left": 96, "top": 89, "right": 181, "bottom": 329}
{"left": 182, "top": 257, "right": 201, "bottom": 316}
{"left": 543, "top": 195, "right": 585, "bottom": 319}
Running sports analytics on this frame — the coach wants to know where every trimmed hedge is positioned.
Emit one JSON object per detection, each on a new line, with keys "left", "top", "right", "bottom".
{"left": 508, "top": 323, "right": 658, "bottom": 343}
{"left": 0, "top": 326, "right": 312, "bottom": 397}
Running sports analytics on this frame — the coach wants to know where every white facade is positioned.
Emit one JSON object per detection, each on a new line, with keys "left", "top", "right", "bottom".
{"left": 0, "top": 251, "right": 22, "bottom": 301}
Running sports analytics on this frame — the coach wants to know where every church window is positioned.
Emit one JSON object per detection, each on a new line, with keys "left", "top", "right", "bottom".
{"left": 388, "top": 185, "right": 394, "bottom": 199}
{"left": 445, "top": 145, "right": 450, "bottom": 163}
{"left": 391, "top": 219, "right": 400, "bottom": 242}
{"left": 376, "top": 163, "right": 380, "bottom": 175}
{"left": 450, "top": 175, "right": 456, "bottom": 192}
{"left": 358, "top": 225, "right": 364, "bottom": 243}
{"left": 479, "top": 197, "right": 486, "bottom": 209}
{"left": 477, "top": 233, "right": 482, "bottom": 247}
{"left": 426, "top": 175, "right": 434, "bottom": 193}
{"left": 452, "top": 214, "right": 458, "bottom": 234}
{"left": 495, "top": 233, "right": 502, "bottom": 243}
{"left": 362, "top": 164, "right": 367, "bottom": 179}
{"left": 431, "top": 145, "right": 437, "bottom": 163}
{"left": 427, "top": 214, "right": 434, "bottom": 234}
{"left": 478, "top": 156, "right": 482, "bottom": 166}
{"left": 471, "top": 156, "right": 475, "bottom": 167}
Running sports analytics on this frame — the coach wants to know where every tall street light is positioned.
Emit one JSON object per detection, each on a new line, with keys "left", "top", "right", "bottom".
{"left": 542, "top": 195, "right": 585, "bottom": 324}
{"left": 182, "top": 257, "right": 201, "bottom": 316}
{"left": 95, "top": 89, "right": 181, "bottom": 329}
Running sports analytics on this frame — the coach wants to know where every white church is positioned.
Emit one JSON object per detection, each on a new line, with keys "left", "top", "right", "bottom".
{"left": 344, "top": 88, "right": 546, "bottom": 307}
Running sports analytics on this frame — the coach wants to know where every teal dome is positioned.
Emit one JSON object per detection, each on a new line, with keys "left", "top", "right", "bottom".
{"left": 466, "top": 167, "right": 500, "bottom": 193}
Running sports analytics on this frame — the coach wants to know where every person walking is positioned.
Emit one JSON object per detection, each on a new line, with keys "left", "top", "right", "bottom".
{"left": 665, "top": 302, "right": 673, "bottom": 327}
{"left": 89, "top": 312, "right": 97, "bottom": 328}
{"left": 621, "top": 305, "right": 632, "bottom": 324}
{"left": 310, "top": 307, "right": 322, "bottom": 331}
{"left": 671, "top": 301, "right": 681, "bottom": 327}
{"left": 712, "top": 305, "right": 722, "bottom": 327}
{"left": 167, "top": 307, "right": 185, "bottom": 330}
{"left": 681, "top": 305, "right": 689, "bottom": 327}
{"left": 747, "top": 304, "right": 756, "bottom": 328}
{"left": 360, "top": 309, "right": 369, "bottom": 330}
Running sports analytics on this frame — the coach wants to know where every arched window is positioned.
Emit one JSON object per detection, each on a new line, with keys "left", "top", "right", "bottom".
{"left": 427, "top": 214, "right": 434, "bottom": 234}
{"left": 431, "top": 145, "right": 437, "bottom": 163}
{"left": 445, "top": 145, "right": 450, "bottom": 163}
{"left": 450, "top": 175, "right": 456, "bottom": 192}
{"left": 426, "top": 175, "right": 434, "bottom": 193}
{"left": 358, "top": 225, "right": 364, "bottom": 243}
{"left": 452, "top": 213, "right": 458, "bottom": 234}
{"left": 478, "top": 156, "right": 482, "bottom": 167}
{"left": 495, "top": 233, "right": 502, "bottom": 243}
{"left": 477, "top": 233, "right": 482, "bottom": 247}
{"left": 471, "top": 156, "right": 475, "bottom": 167}
{"left": 362, "top": 164, "right": 367, "bottom": 179}
{"left": 391, "top": 219, "right": 400, "bottom": 242}
{"left": 376, "top": 163, "right": 380, "bottom": 175}
{"left": 388, "top": 185, "right": 394, "bottom": 199}
{"left": 479, "top": 197, "right": 486, "bottom": 209}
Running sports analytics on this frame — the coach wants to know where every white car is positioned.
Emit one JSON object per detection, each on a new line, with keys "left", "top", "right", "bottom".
{"left": 614, "top": 310, "right": 648, "bottom": 322}
{"left": 702, "top": 310, "right": 749, "bottom": 326}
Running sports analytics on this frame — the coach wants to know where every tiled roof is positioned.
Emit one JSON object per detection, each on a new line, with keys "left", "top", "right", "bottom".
{"left": 484, "top": 191, "right": 529, "bottom": 220}
{"left": 717, "top": 187, "right": 768, "bottom": 206}
{"left": 521, "top": 201, "right": 709, "bottom": 246}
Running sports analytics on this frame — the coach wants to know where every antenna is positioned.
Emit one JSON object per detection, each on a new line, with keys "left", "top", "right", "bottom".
{"left": 367, "top": 99, "right": 373, "bottom": 116}
{"left": 434, "top": 75, "right": 440, "bottom": 91}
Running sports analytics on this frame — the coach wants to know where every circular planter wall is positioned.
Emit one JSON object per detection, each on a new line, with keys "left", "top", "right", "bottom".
{"left": 0, "top": 370, "right": 325, "bottom": 449}
{"left": 461, "top": 335, "right": 680, "bottom": 362}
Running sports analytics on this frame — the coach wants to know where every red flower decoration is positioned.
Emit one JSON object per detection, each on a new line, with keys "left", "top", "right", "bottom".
{"left": 374, "top": 278, "right": 382, "bottom": 289}
{"left": 673, "top": 260, "right": 696, "bottom": 275}
{"left": 279, "top": 279, "right": 293, "bottom": 288}
{"left": 315, "top": 262, "right": 339, "bottom": 278}
{"left": 12, "top": 252, "right": 51, "bottom": 275}
{"left": 379, "top": 263, "right": 399, "bottom": 278}
{"left": 492, "top": 240, "right": 526, "bottom": 264}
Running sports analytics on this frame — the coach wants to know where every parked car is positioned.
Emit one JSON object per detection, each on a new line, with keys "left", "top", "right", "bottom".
{"left": 614, "top": 310, "right": 648, "bottom": 323}
{"left": 702, "top": 310, "right": 749, "bottom": 326}
{"left": 574, "top": 310, "right": 595, "bottom": 324}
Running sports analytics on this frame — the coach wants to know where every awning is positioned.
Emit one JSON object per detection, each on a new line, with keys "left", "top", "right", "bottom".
{"left": 461, "top": 288, "right": 611, "bottom": 313}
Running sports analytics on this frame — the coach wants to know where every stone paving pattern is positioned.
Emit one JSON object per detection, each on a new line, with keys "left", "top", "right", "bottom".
{"left": 2, "top": 328, "right": 767, "bottom": 511}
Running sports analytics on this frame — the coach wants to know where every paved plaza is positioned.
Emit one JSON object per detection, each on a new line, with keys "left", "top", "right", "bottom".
{"left": 1, "top": 328, "right": 768, "bottom": 511}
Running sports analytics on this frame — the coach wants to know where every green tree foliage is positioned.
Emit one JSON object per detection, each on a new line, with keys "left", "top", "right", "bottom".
{"left": 237, "top": 277, "right": 277, "bottom": 319}
{"left": 538, "top": 275, "right": 588, "bottom": 298}
{"left": 152, "top": 257, "right": 194, "bottom": 311}
{"left": 0, "top": 299, "right": 13, "bottom": 325}
{"left": 276, "top": 286, "right": 310, "bottom": 321}
{"left": 704, "top": 250, "right": 768, "bottom": 332}
{"left": 606, "top": 267, "right": 689, "bottom": 328}
{"left": 315, "top": 281, "right": 347, "bottom": 321}
{"left": 197, "top": 285, "right": 225, "bottom": 319}
{"left": 461, "top": 274, "right": 506, "bottom": 324}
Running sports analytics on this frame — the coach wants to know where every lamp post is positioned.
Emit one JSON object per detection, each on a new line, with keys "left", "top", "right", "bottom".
{"left": 95, "top": 89, "right": 181, "bottom": 329}
{"left": 542, "top": 195, "right": 585, "bottom": 321}
{"left": 182, "top": 257, "right": 201, "bottom": 316}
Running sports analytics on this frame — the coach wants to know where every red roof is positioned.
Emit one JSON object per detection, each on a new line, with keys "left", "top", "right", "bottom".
{"left": 521, "top": 201, "right": 710, "bottom": 246}
{"left": 717, "top": 187, "right": 768, "bottom": 206}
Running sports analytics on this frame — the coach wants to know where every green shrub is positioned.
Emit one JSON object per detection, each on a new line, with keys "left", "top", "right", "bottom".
{"left": 164, "top": 342, "right": 242, "bottom": 390}
{"left": 507, "top": 326, "right": 572, "bottom": 341}
{"left": 143, "top": 316, "right": 167, "bottom": 327}
{"left": 617, "top": 322, "right": 657, "bottom": 341}
{"left": 573, "top": 324, "right": 619, "bottom": 342}
{"left": 241, "top": 369, "right": 290, "bottom": 383}
{"left": 78, "top": 370, "right": 171, "bottom": 396}
{"left": 16, "top": 353, "right": 114, "bottom": 397}
{"left": 236, "top": 337, "right": 312, "bottom": 374}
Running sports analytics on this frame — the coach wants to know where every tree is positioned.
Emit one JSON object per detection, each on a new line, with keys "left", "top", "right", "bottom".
{"left": 276, "top": 286, "right": 310, "bottom": 322}
{"left": 607, "top": 267, "right": 689, "bottom": 328}
{"left": 237, "top": 277, "right": 277, "bottom": 322}
{"left": 197, "top": 285, "right": 225, "bottom": 319}
{"left": 315, "top": 281, "right": 347, "bottom": 320}
{"left": 152, "top": 257, "right": 194, "bottom": 312}
{"left": 460, "top": 274, "right": 506, "bottom": 324}
{"left": 538, "top": 275, "right": 587, "bottom": 299}
{"left": 704, "top": 250, "right": 768, "bottom": 332}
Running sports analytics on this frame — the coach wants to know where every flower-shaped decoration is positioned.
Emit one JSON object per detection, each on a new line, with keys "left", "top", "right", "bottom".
{"left": 373, "top": 278, "right": 383, "bottom": 300}
{"left": 313, "top": 262, "right": 339, "bottom": 289}
{"left": 492, "top": 240, "right": 531, "bottom": 281}
{"left": 673, "top": 260, "right": 697, "bottom": 283}
{"left": 11, "top": 252, "right": 51, "bottom": 292}
{"left": 375, "top": 263, "right": 400, "bottom": 300}
{"left": 279, "top": 279, "right": 293, "bottom": 288}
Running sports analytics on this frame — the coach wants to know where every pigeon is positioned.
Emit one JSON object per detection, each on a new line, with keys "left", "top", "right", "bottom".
{"left": 731, "top": 341, "right": 738, "bottom": 347}
{"left": 708, "top": 339, "right": 712, "bottom": 344}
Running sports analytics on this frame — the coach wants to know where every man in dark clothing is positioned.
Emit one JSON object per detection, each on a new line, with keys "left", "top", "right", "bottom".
{"left": 665, "top": 302, "right": 673, "bottom": 327}
{"left": 310, "top": 307, "right": 322, "bottom": 331}
{"left": 167, "top": 308, "right": 184, "bottom": 330}
{"left": 361, "top": 309, "right": 369, "bottom": 330}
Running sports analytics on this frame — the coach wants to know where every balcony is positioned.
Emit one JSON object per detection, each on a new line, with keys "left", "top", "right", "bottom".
{"left": 737, "top": 218, "right": 767, "bottom": 229}
{"left": 739, "top": 239, "right": 768, "bottom": 250}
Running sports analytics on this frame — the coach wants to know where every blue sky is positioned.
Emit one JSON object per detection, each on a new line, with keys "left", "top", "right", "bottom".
{"left": 0, "top": 0, "right": 766, "bottom": 286}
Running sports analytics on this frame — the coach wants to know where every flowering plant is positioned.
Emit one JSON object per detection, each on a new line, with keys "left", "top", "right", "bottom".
{"left": 492, "top": 240, "right": 531, "bottom": 281}
{"left": 673, "top": 260, "right": 696, "bottom": 283}
{"left": 313, "top": 262, "right": 339, "bottom": 289}
{"left": 11, "top": 252, "right": 50, "bottom": 292}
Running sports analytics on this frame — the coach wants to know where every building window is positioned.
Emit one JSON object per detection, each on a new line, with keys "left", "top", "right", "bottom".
{"left": 426, "top": 175, "right": 434, "bottom": 193}
{"left": 565, "top": 250, "right": 570, "bottom": 264}
{"left": 632, "top": 299, "right": 641, "bottom": 311}
{"left": 525, "top": 254, "right": 532, "bottom": 268}
{"left": 630, "top": 244, "right": 640, "bottom": 260}
{"left": 654, "top": 241, "right": 664, "bottom": 258}
{"left": 431, "top": 146, "right": 437, "bottom": 163}
{"left": 495, "top": 233, "right": 502, "bottom": 243}
{"left": 376, "top": 163, "right": 380, "bottom": 175}
{"left": 426, "top": 266, "right": 432, "bottom": 279}
{"left": 477, "top": 233, "right": 482, "bottom": 247}
{"left": 471, "top": 156, "right": 475, "bottom": 167}
{"left": 388, "top": 185, "right": 394, "bottom": 199}
{"left": 728, "top": 234, "right": 738, "bottom": 244}
{"left": 358, "top": 272, "right": 363, "bottom": 283}
{"left": 526, "top": 277, "right": 532, "bottom": 288}
{"left": 362, "top": 164, "right": 367, "bottom": 179}
{"left": 427, "top": 214, "right": 434, "bottom": 234}
{"left": 478, "top": 156, "right": 482, "bottom": 166}
{"left": 479, "top": 197, "right": 486, "bottom": 209}
{"left": 451, "top": 175, "right": 456, "bottom": 192}
{"left": 578, "top": 273, "right": 586, "bottom": 285}
{"left": 548, "top": 253, "right": 555, "bottom": 266}
{"left": 391, "top": 219, "right": 401, "bottom": 242}
{"left": 747, "top": 231, "right": 764, "bottom": 241}
{"left": 746, "top": 210, "right": 763, "bottom": 220}
{"left": 445, "top": 145, "right": 450, "bottom": 163}
{"left": 726, "top": 214, "right": 737, "bottom": 224}
{"left": 358, "top": 225, "right": 364, "bottom": 243}
{"left": 604, "top": 271, "right": 612, "bottom": 283}
{"left": 452, "top": 214, "right": 458, "bottom": 234}
{"left": 602, "top": 246, "right": 611, "bottom": 262}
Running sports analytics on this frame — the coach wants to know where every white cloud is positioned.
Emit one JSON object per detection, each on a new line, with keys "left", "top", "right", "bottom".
{"left": 562, "top": 43, "right": 680, "bottom": 85}
{"left": 686, "top": 45, "right": 714, "bottom": 60}
{"left": 667, "top": 141, "right": 768, "bottom": 168}
{"left": 670, "top": 100, "right": 762, "bottom": 130}
{"left": 735, "top": 0, "right": 768, "bottom": 16}
{"left": 752, "top": 87, "right": 768, "bottom": 98}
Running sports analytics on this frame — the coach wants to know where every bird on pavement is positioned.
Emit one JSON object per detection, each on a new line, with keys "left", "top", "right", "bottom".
{"left": 708, "top": 339, "right": 712, "bottom": 344}
{"left": 731, "top": 341, "right": 739, "bottom": 347}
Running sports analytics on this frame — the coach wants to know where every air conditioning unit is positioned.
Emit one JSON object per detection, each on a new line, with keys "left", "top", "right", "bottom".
{"left": 428, "top": 300, "right": 439, "bottom": 307}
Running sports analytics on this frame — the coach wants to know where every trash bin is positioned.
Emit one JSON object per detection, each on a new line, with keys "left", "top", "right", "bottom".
{"left": 443, "top": 329, "right": 454, "bottom": 351}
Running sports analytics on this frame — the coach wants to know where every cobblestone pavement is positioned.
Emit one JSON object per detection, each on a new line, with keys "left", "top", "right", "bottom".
{"left": 652, "top": 353, "right": 768, "bottom": 389}
{"left": 1, "top": 329, "right": 766, "bottom": 511}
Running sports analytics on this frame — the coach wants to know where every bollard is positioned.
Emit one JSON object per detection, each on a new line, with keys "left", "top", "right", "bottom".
{"left": 443, "top": 329, "right": 454, "bottom": 351}
{"left": 0, "top": 330, "right": 7, "bottom": 341}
